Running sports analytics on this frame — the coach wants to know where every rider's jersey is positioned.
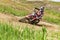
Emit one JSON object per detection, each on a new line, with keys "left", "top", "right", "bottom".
{"left": 32, "top": 10, "right": 44, "bottom": 19}
{"left": 26, "top": 7, "right": 44, "bottom": 20}
{"left": 29, "top": 12, "right": 43, "bottom": 19}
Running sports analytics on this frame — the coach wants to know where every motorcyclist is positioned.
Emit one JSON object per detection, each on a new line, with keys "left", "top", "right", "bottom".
{"left": 26, "top": 6, "right": 44, "bottom": 22}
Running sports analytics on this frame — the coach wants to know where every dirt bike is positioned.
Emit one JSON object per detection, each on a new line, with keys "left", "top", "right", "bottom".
{"left": 19, "top": 15, "right": 40, "bottom": 24}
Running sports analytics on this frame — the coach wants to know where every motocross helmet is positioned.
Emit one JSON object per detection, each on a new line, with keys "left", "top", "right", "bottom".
{"left": 40, "top": 6, "right": 44, "bottom": 12}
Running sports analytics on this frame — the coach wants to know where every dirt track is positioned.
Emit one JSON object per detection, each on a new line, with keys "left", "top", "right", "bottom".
{"left": 0, "top": 13, "right": 59, "bottom": 31}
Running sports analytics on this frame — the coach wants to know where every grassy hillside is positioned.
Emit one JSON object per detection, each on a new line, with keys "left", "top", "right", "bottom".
{"left": 0, "top": 0, "right": 60, "bottom": 25}
{"left": 0, "top": 0, "right": 60, "bottom": 40}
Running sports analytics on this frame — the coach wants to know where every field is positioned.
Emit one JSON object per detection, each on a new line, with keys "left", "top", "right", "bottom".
{"left": 0, "top": 0, "right": 60, "bottom": 40}
{"left": 0, "top": 22, "right": 47, "bottom": 40}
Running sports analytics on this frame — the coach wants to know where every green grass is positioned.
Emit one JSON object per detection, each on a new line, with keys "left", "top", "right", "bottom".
{"left": 0, "top": 22, "right": 20, "bottom": 40}
{"left": 43, "top": 8, "right": 60, "bottom": 25}
{"left": 0, "top": 5, "right": 29, "bottom": 16}
{"left": 0, "top": 22, "right": 47, "bottom": 40}
{"left": 0, "top": 22, "right": 60, "bottom": 40}
{"left": 0, "top": 4, "right": 60, "bottom": 25}
{"left": 45, "top": 8, "right": 60, "bottom": 17}
{"left": 57, "top": 32, "right": 60, "bottom": 40}
{"left": 47, "top": 31, "right": 60, "bottom": 40}
{"left": 43, "top": 16, "right": 60, "bottom": 25}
